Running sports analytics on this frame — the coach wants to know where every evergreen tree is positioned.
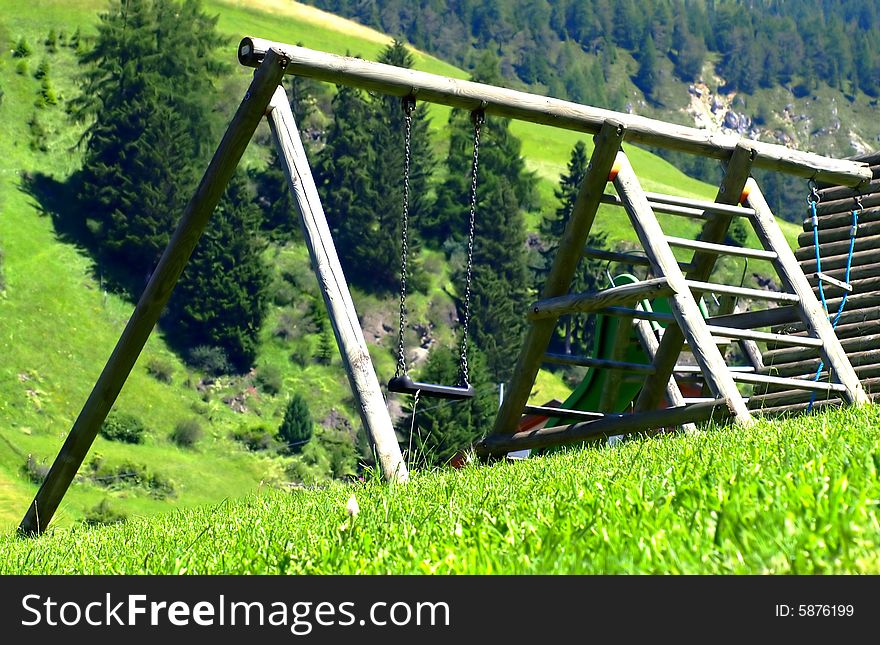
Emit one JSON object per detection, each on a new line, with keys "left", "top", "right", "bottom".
{"left": 74, "top": 0, "right": 224, "bottom": 275}
{"left": 167, "top": 173, "right": 270, "bottom": 371}
{"left": 278, "top": 393, "right": 314, "bottom": 453}
{"left": 538, "top": 141, "right": 607, "bottom": 355}
{"left": 398, "top": 345, "right": 495, "bottom": 468}
{"left": 634, "top": 33, "right": 658, "bottom": 102}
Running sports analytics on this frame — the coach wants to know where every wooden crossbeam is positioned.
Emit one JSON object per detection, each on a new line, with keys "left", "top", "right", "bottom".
{"left": 665, "top": 235, "right": 778, "bottom": 261}
{"left": 542, "top": 352, "right": 655, "bottom": 374}
{"left": 238, "top": 38, "right": 873, "bottom": 186}
{"left": 528, "top": 277, "right": 673, "bottom": 320}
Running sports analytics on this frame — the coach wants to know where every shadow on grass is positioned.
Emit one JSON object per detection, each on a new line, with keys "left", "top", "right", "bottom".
{"left": 18, "top": 170, "right": 150, "bottom": 299}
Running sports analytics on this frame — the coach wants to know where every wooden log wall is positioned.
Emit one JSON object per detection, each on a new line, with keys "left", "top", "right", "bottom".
{"left": 751, "top": 152, "right": 880, "bottom": 416}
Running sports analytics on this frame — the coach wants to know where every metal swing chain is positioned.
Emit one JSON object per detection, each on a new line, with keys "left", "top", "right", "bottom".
{"left": 458, "top": 109, "right": 485, "bottom": 386}
{"left": 394, "top": 96, "right": 416, "bottom": 379}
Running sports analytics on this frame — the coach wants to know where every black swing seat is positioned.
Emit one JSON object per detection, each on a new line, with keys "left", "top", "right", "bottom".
{"left": 387, "top": 374, "right": 475, "bottom": 400}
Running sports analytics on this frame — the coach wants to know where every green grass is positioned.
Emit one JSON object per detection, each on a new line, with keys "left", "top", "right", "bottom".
{"left": 3, "top": 405, "right": 879, "bottom": 574}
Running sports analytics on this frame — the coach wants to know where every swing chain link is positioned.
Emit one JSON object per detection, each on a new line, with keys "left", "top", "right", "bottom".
{"left": 459, "top": 109, "right": 485, "bottom": 386}
{"left": 395, "top": 96, "right": 416, "bottom": 379}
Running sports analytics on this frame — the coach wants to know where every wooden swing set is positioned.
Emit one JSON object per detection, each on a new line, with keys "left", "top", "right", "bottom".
{"left": 18, "top": 39, "right": 874, "bottom": 536}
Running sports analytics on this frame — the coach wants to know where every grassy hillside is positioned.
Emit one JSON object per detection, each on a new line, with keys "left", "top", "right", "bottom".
{"left": 0, "top": 0, "right": 802, "bottom": 532}
{"left": 4, "top": 404, "right": 879, "bottom": 574}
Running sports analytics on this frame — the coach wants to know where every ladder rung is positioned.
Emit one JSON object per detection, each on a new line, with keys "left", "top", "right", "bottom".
{"left": 599, "top": 193, "right": 755, "bottom": 220}
{"left": 599, "top": 307, "right": 676, "bottom": 323}
{"left": 665, "top": 235, "right": 778, "bottom": 261}
{"left": 815, "top": 272, "right": 853, "bottom": 292}
{"left": 581, "top": 246, "right": 695, "bottom": 272}
{"left": 705, "top": 325, "right": 824, "bottom": 348}
{"left": 672, "top": 364, "right": 756, "bottom": 373}
{"left": 529, "top": 277, "right": 673, "bottom": 320}
{"left": 543, "top": 352, "right": 655, "bottom": 374}
{"left": 682, "top": 397, "right": 751, "bottom": 404}
{"left": 731, "top": 372, "right": 848, "bottom": 393}
{"left": 522, "top": 405, "right": 612, "bottom": 422}
{"left": 685, "top": 280, "right": 801, "bottom": 304}
{"left": 707, "top": 305, "right": 801, "bottom": 330}
{"left": 645, "top": 191, "right": 757, "bottom": 217}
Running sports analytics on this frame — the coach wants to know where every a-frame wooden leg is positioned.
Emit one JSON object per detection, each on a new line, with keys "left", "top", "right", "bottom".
{"left": 491, "top": 120, "right": 626, "bottom": 437}
{"left": 18, "top": 50, "right": 290, "bottom": 536}
{"left": 634, "top": 144, "right": 756, "bottom": 420}
{"left": 613, "top": 152, "right": 754, "bottom": 426}
{"left": 266, "top": 86, "right": 409, "bottom": 482}
{"left": 744, "top": 178, "right": 869, "bottom": 405}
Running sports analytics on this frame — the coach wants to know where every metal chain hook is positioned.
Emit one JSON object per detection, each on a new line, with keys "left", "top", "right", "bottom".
{"left": 394, "top": 96, "right": 416, "bottom": 379}
{"left": 806, "top": 178, "right": 820, "bottom": 205}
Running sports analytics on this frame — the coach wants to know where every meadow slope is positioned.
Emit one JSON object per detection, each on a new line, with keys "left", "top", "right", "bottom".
{"left": 3, "top": 405, "right": 879, "bottom": 574}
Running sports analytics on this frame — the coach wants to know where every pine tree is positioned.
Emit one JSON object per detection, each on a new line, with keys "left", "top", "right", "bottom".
{"left": 538, "top": 141, "right": 607, "bottom": 355}
{"left": 278, "top": 393, "right": 314, "bottom": 453}
{"left": 167, "top": 173, "right": 270, "bottom": 371}
{"left": 634, "top": 33, "right": 658, "bottom": 102}
{"left": 398, "top": 344, "right": 495, "bottom": 468}
{"left": 74, "top": 0, "right": 224, "bottom": 276}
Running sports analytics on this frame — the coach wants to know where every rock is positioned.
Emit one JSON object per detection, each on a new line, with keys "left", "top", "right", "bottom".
{"left": 723, "top": 110, "right": 740, "bottom": 130}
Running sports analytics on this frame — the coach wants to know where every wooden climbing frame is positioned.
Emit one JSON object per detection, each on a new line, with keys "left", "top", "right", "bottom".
{"left": 18, "top": 39, "right": 874, "bottom": 535}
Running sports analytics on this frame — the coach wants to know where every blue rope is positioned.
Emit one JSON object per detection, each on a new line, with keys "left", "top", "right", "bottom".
{"left": 807, "top": 202, "right": 858, "bottom": 412}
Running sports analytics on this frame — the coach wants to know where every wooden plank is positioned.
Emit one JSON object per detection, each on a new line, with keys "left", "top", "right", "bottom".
{"left": 760, "top": 351, "right": 880, "bottom": 380}
{"left": 476, "top": 401, "right": 732, "bottom": 456}
{"left": 528, "top": 277, "right": 673, "bottom": 320}
{"left": 706, "top": 324, "right": 823, "bottom": 348}
{"left": 599, "top": 192, "right": 753, "bottom": 221}
{"left": 799, "top": 247, "right": 880, "bottom": 274}
{"left": 797, "top": 218, "right": 880, "bottom": 246}
{"left": 745, "top": 178, "right": 869, "bottom": 405}
{"left": 613, "top": 152, "right": 754, "bottom": 425}
{"left": 543, "top": 352, "right": 655, "bottom": 374}
{"left": 805, "top": 262, "right": 880, "bottom": 285}
{"left": 267, "top": 87, "right": 408, "bottom": 484}
{"left": 491, "top": 121, "right": 625, "bottom": 437}
{"left": 750, "top": 377, "right": 880, "bottom": 410}
{"left": 18, "top": 51, "right": 290, "bottom": 537}
{"left": 808, "top": 275, "right": 880, "bottom": 299}
{"left": 707, "top": 305, "right": 801, "bottom": 330}
{"left": 686, "top": 279, "right": 801, "bottom": 303}
{"left": 763, "top": 333, "right": 880, "bottom": 368}
{"left": 665, "top": 235, "right": 777, "bottom": 261}
{"left": 815, "top": 191, "right": 880, "bottom": 216}
{"left": 635, "top": 144, "right": 756, "bottom": 418}
{"left": 794, "top": 232, "right": 880, "bottom": 261}
{"left": 731, "top": 372, "right": 847, "bottom": 393}
{"left": 801, "top": 205, "right": 880, "bottom": 232}
{"left": 816, "top": 177, "right": 880, "bottom": 202}
{"left": 779, "top": 318, "right": 880, "bottom": 342}
{"left": 238, "top": 38, "right": 873, "bottom": 186}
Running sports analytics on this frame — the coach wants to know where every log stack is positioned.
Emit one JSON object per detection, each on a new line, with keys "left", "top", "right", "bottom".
{"left": 751, "top": 151, "right": 880, "bottom": 416}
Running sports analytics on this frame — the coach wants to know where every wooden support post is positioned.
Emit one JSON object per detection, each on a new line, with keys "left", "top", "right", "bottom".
{"left": 18, "top": 50, "right": 290, "bottom": 537}
{"left": 744, "top": 178, "right": 869, "bottom": 405}
{"left": 632, "top": 311, "right": 697, "bottom": 433}
{"left": 266, "top": 86, "right": 408, "bottom": 483}
{"left": 477, "top": 400, "right": 732, "bottom": 456}
{"left": 491, "top": 120, "right": 625, "bottom": 436}
{"left": 614, "top": 152, "right": 754, "bottom": 426}
{"left": 634, "top": 144, "right": 756, "bottom": 418}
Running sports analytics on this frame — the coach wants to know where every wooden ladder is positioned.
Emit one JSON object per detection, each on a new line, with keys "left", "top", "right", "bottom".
{"left": 478, "top": 120, "right": 868, "bottom": 457}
